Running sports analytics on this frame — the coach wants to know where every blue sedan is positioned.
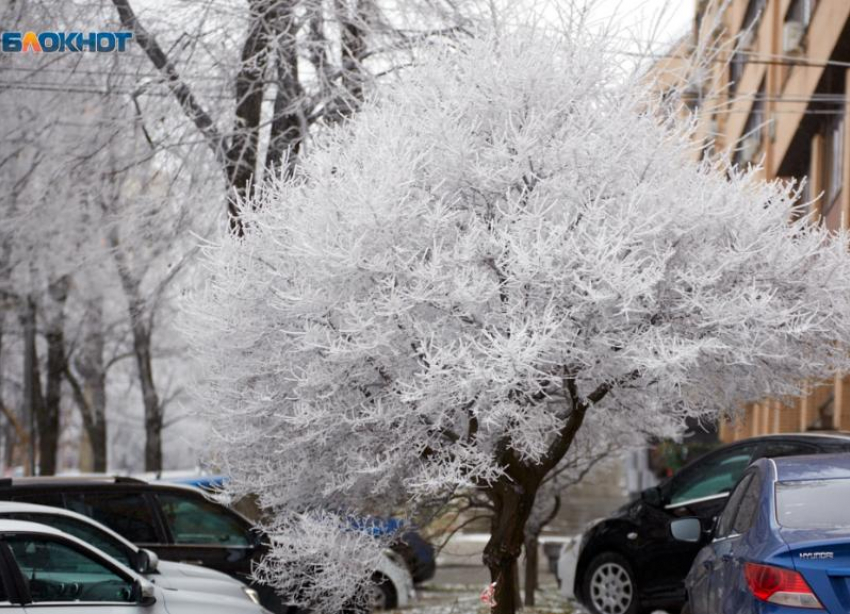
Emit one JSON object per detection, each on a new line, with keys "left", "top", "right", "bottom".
{"left": 672, "top": 453, "right": 850, "bottom": 613}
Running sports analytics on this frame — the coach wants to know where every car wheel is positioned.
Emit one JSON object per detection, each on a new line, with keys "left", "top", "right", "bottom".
{"left": 363, "top": 574, "right": 397, "bottom": 611}
{"left": 582, "top": 552, "right": 639, "bottom": 614}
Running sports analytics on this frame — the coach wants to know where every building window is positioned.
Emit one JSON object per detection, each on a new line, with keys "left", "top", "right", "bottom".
{"left": 735, "top": 81, "right": 766, "bottom": 167}
{"left": 729, "top": 51, "right": 746, "bottom": 94}
{"left": 741, "top": 0, "right": 767, "bottom": 35}
{"left": 826, "top": 113, "right": 844, "bottom": 208}
{"left": 786, "top": 0, "right": 815, "bottom": 29}
{"left": 730, "top": 0, "right": 766, "bottom": 93}
{"left": 783, "top": 0, "right": 815, "bottom": 58}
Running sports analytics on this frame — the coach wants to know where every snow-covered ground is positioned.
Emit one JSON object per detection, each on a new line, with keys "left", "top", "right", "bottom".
{"left": 412, "top": 532, "right": 669, "bottom": 614}
{"left": 410, "top": 532, "right": 571, "bottom": 613}
{"left": 408, "top": 585, "right": 574, "bottom": 614}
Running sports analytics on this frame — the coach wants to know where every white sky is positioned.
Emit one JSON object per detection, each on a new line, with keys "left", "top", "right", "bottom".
{"left": 590, "top": 0, "right": 695, "bottom": 45}
{"left": 519, "top": 0, "right": 695, "bottom": 70}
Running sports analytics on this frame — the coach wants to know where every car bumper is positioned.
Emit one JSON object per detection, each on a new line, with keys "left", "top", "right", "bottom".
{"left": 557, "top": 537, "right": 581, "bottom": 600}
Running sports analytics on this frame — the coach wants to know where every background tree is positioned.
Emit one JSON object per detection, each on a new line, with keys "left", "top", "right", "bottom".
{"left": 189, "top": 25, "right": 850, "bottom": 614}
{"left": 0, "top": 0, "right": 214, "bottom": 473}
{"left": 111, "top": 0, "right": 477, "bottom": 233}
{"left": 1, "top": 0, "right": 484, "bottom": 474}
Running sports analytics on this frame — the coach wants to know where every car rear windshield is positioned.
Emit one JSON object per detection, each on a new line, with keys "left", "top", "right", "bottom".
{"left": 776, "top": 478, "right": 850, "bottom": 529}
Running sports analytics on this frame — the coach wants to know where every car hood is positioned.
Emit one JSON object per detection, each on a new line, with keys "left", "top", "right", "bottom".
{"left": 157, "top": 560, "right": 237, "bottom": 582}
{"left": 158, "top": 585, "right": 268, "bottom": 614}
{"left": 152, "top": 561, "right": 251, "bottom": 602}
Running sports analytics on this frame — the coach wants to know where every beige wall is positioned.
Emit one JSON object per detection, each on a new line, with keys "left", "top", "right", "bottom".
{"left": 685, "top": 1, "right": 850, "bottom": 441}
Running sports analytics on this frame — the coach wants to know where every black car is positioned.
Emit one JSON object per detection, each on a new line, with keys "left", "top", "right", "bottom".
{"left": 0, "top": 476, "right": 286, "bottom": 613}
{"left": 568, "top": 433, "right": 850, "bottom": 614}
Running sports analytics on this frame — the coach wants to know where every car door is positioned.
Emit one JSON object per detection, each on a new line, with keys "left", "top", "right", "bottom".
{"left": 688, "top": 471, "right": 753, "bottom": 614}
{"left": 0, "top": 553, "right": 21, "bottom": 610}
{"left": 641, "top": 443, "right": 758, "bottom": 598}
{"left": 707, "top": 469, "right": 762, "bottom": 614}
{"left": 150, "top": 490, "right": 259, "bottom": 579}
{"left": 1, "top": 533, "right": 142, "bottom": 614}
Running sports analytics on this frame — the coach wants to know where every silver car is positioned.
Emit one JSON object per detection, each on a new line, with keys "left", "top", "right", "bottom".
{"left": 0, "top": 501, "right": 261, "bottom": 605}
{"left": 0, "top": 519, "right": 270, "bottom": 613}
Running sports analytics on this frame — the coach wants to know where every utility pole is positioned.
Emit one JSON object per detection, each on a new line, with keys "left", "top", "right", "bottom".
{"left": 21, "top": 296, "right": 36, "bottom": 476}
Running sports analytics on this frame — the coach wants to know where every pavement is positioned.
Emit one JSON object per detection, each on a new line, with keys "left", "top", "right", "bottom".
{"left": 417, "top": 532, "right": 671, "bottom": 614}
{"left": 418, "top": 532, "right": 564, "bottom": 605}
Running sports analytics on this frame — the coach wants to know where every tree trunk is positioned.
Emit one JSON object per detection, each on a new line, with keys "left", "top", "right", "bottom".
{"left": 69, "top": 295, "right": 108, "bottom": 472}
{"left": 0, "top": 312, "right": 29, "bottom": 469}
{"left": 523, "top": 534, "right": 538, "bottom": 607}
{"left": 336, "top": 0, "right": 369, "bottom": 113}
{"left": 483, "top": 474, "right": 541, "bottom": 614}
{"left": 130, "top": 309, "right": 161, "bottom": 472}
{"left": 20, "top": 296, "right": 42, "bottom": 475}
{"left": 39, "top": 276, "right": 70, "bottom": 476}
{"left": 264, "top": 0, "right": 303, "bottom": 176}
{"left": 108, "top": 225, "right": 163, "bottom": 473}
{"left": 89, "top": 415, "right": 108, "bottom": 472}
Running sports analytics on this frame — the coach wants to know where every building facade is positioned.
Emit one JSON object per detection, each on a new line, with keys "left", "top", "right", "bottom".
{"left": 677, "top": 0, "right": 850, "bottom": 440}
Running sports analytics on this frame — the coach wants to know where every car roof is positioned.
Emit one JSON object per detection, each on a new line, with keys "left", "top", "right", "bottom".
{"left": 0, "top": 519, "right": 67, "bottom": 537}
{"left": 0, "top": 475, "right": 147, "bottom": 488}
{"left": 0, "top": 501, "right": 138, "bottom": 552}
{"left": 770, "top": 453, "right": 850, "bottom": 482}
{"left": 736, "top": 432, "right": 850, "bottom": 443}
{"left": 0, "top": 476, "right": 215, "bottom": 498}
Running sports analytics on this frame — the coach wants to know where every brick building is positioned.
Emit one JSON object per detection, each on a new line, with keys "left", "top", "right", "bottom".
{"left": 669, "top": 1, "right": 850, "bottom": 439}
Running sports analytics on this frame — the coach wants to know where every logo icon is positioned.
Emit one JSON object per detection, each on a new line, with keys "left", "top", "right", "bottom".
{"left": 799, "top": 552, "right": 834, "bottom": 560}
{"left": 1, "top": 31, "right": 133, "bottom": 53}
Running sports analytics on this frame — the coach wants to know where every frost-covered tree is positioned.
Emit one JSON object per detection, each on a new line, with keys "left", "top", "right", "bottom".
{"left": 188, "top": 28, "right": 850, "bottom": 614}
{"left": 0, "top": 0, "right": 215, "bottom": 473}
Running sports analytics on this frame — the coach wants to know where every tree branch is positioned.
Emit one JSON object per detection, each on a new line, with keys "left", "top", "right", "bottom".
{"left": 110, "top": 0, "right": 225, "bottom": 165}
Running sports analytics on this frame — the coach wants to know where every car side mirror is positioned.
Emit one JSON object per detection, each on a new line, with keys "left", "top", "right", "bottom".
{"left": 641, "top": 486, "right": 663, "bottom": 507}
{"left": 135, "top": 549, "right": 159, "bottom": 574}
{"left": 670, "top": 517, "right": 702, "bottom": 543}
{"left": 249, "top": 529, "right": 265, "bottom": 548}
{"left": 132, "top": 578, "right": 157, "bottom": 606}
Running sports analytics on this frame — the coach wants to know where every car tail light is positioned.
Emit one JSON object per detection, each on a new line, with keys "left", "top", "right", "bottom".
{"left": 744, "top": 562, "right": 823, "bottom": 609}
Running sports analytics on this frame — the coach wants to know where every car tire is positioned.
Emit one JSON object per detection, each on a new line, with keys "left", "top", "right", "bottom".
{"left": 364, "top": 573, "right": 397, "bottom": 611}
{"left": 581, "top": 552, "right": 640, "bottom": 614}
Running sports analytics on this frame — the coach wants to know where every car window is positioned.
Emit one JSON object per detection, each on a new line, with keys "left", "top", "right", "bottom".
{"left": 732, "top": 472, "right": 762, "bottom": 534}
{"left": 667, "top": 445, "right": 757, "bottom": 506}
{"left": 65, "top": 492, "right": 159, "bottom": 544}
{"left": 157, "top": 492, "right": 250, "bottom": 546}
{"left": 6, "top": 535, "right": 134, "bottom": 603}
{"left": 776, "top": 478, "right": 850, "bottom": 528}
{"left": 714, "top": 473, "right": 752, "bottom": 538}
{"left": 0, "top": 512, "right": 134, "bottom": 569}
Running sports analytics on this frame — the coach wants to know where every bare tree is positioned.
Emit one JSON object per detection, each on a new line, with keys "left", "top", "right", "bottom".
{"left": 110, "top": 0, "right": 472, "bottom": 234}
{"left": 0, "top": 0, "right": 214, "bottom": 473}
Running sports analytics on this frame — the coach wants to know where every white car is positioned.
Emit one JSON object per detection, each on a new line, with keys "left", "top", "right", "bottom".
{"left": 557, "top": 519, "right": 607, "bottom": 602}
{"left": 557, "top": 535, "right": 582, "bottom": 600}
{"left": 372, "top": 549, "right": 415, "bottom": 609}
{"left": 0, "top": 501, "right": 261, "bottom": 605}
{"left": 265, "top": 532, "right": 414, "bottom": 610}
{"left": 0, "top": 519, "right": 270, "bottom": 613}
